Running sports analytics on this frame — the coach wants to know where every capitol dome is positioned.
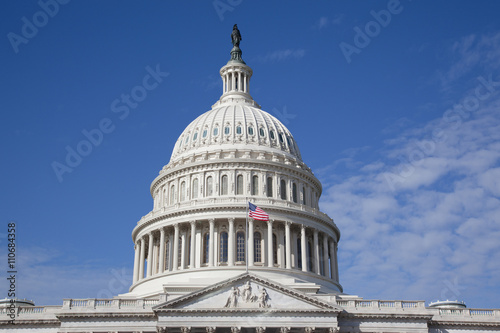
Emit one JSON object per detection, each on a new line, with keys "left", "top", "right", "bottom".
{"left": 127, "top": 27, "right": 341, "bottom": 299}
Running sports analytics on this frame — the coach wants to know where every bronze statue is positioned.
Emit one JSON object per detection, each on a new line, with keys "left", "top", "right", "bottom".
{"left": 231, "top": 24, "right": 242, "bottom": 47}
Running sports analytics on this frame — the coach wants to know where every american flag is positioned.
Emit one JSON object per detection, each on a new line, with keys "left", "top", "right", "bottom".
{"left": 248, "top": 202, "right": 269, "bottom": 221}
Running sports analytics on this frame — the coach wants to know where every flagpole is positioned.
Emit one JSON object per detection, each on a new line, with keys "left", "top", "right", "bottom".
{"left": 246, "top": 199, "right": 249, "bottom": 273}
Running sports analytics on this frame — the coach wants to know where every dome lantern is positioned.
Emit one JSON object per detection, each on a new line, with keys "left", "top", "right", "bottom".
{"left": 213, "top": 24, "right": 260, "bottom": 109}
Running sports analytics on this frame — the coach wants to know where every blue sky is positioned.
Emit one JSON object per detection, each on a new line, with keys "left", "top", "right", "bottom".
{"left": 1, "top": 1, "right": 499, "bottom": 308}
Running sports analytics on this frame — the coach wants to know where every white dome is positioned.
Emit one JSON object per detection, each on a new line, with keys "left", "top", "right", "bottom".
{"left": 170, "top": 105, "right": 302, "bottom": 163}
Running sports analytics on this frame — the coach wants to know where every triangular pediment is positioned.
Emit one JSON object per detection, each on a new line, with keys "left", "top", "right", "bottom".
{"left": 154, "top": 273, "right": 340, "bottom": 312}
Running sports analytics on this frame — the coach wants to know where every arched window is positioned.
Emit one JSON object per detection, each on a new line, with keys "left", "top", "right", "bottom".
{"left": 254, "top": 232, "right": 262, "bottom": 263}
{"left": 169, "top": 185, "right": 175, "bottom": 205}
{"left": 292, "top": 183, "right": 297, "bottom": 203}
{"left": 203, "top": 233, "right": 209, "bottom": 264}
{"left": 213, "top": 127, "right": 219, "bottom": 136}
{"left": 221, "top": 175, "right": 228, "bottom": 195}
{"left": 272, "top": 233, "right": 278, "bottom": 265}
{"left": 301, "top": 187, "right": 306, "bottom": 205}
{"left": 192, "top": 178, "right": 199, "bottom": 199}
{"left": 236, "top": 231, "right": 245, "bottom": 262}
{"left": 178, "top": 237, "right": 182, "bottom": 269}
{"left": 180, "top": 181, "right": 186, "bottom": 202}
{"left": 280, "top": 179, "right": 287, "bottom": 200}
{"left": 206, "top": 176, "right": 213, "bottom": 196}
{"left": 251, "top": 175, "right": 259, "bottom": 196}
{"left": 236, "top": 126, "right": 242, "bottom": 135}
{"left": 297, "top": 238, "right": 302, "bottom": 269}
{"left": 165, "top": 240, "right": 170, "bottom": 270}
{"left": 220, "top": 232, "right": 228, "bottom": 263}
{"left": 266, "top": 177, "right": 273, "bottom": 197}
{"left": 236, "top": 175, "right": 243, "bottom": 195}
{"left": 270, "top": 130, "right": 275, "bottom": 140}
{"left": 248, "top": 126, "right": 254, "bottom": 136}
{"left": 259, "top": 127, "right": 265, "bottom": 137}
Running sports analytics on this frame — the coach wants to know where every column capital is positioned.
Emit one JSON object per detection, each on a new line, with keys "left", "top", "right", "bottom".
{"left": 285, "top": 221, "right": 292, "bottom": 227}
{"left": 206, "top": 328, "right": 216, "bottom": 333}
{"left": 267, "top": 219, "right": 273, "bottom": 226}
{"left": 189, "top": 220, "right": 196, "bottom": 226}
{"left": 228, "top": 217, "right": 235, "bottom": 223}
{"left": 301, "top": 224, "right": 306, "bottom": 230}
{"left": 256, "top": 328, "right": 266, "bottom": 333}
{"left": 209, "top": 218, "right": 215, "bottom": 224}
{"left": 160, "top": 227, "right": 166, "bottom": 235}
{"left": 174, "top": 223, "right": 180, "bottom": 230}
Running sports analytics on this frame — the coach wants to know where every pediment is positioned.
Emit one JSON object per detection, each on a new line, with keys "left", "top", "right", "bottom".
{"left": 154, "top": 273, "right": 340, "bottom": 312}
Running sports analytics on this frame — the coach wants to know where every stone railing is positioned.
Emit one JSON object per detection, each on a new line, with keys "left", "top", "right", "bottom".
{"left": 141, "top": 197, "right": 332, "bottom": 225}
{"left": 62, "top": 298, "right": 160, "bottom": 310}
{"left": 336, "top": 299, "right": 425, "bottom": 309}
{"left": 0, "top": 298, "right": 161, "bottom": 320}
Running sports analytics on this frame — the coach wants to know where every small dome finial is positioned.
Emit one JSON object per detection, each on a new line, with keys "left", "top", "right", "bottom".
{"left": 229, "top": 24, "right": 245, "bottom": 64}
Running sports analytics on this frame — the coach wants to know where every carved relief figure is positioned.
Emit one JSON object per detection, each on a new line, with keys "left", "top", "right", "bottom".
{"left": 258, "top": 288, "right": 270, "bottom": 308}
{"left": 224, "top": 286, "right": 240, "bottom": 307}
{"left": 242, "top": 281, "right": 253, "bottom": 302}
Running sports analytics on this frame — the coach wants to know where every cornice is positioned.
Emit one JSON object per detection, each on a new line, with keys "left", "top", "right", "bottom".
{"left": 429, "top": 319, "right": 500, "bottom": 328}
{"left": 56, "top": 312, "right": 156, "bottom": 319}
{"left": 0, "top": 319, "right": 60, "bottom": 326}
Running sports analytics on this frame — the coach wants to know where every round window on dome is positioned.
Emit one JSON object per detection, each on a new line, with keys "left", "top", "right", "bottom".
{"left": 193, "top": 132, "right": 198, "bottom": 141}
{"left": 270, "top": 130, "right": 275, "bottom": 140}
{"left": 236, "top": 126, "right": 242, "bottom": 135}
{"left": 259, "top": 128, "right": 265, "bottom": 137}
{"left": 202, "top": 129, "right": 207, "bottom": 138}
{"left": 213, "top": 127, "right": 219, "bottom": 136}
{"left": 224, "top": 126, "right": 230, "bottom": 135}
{"left": 248, "top": 127, "right": 254, "bottom": 135}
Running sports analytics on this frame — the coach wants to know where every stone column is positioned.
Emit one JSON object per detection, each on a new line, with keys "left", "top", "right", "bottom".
{"left": 228, "top": 218, "right": 235, "bottom": 266}
{"left": 238, "top": 72, "right": 241, "bottom": 91}
{"left": 139, "top": 237, "right": 145, "bottom": 279}
{"left": 180, "top": 228, "right": 186, "bottom": 269}
{"left": 167, "top": 231, "right": 173, "bottom": 271}
{"left": 208, "top": 219, "right": 215, "bottom": 267}
{"left": 330, "top": 239, "right": 336, "bottom": 280}
{"left": 301, "top": 225, "right": 307, "bottom": 272}
{"left": 248, "top": 218, "right": 254, "bottom": 267}
{"left": 313, "top": 229, "right": 320, "bottom": 275}
{"left": 335, "top": 242, "right": 339, "bottom": 281}
{"left": 267, "top": 220, "right": 273, "bottom": 267}
{"left": 147, "top": 233, "right": 154, "bottom": 277}
{"left": 173, "top": 224, "right": 179, "bottom": 271}
{"left": 133, "top": 241, "right": 140, "bottom": 283}
{"left": 285, "top": 221, "right": 291, "bottom": 269}
{"left": 190, "top": 221, "right": 196, "bottom": 268}
{"left": 323, "top": 233, "right": 329, "bottom": 277}
{"left": 158, "top": 228, "right": 166, "bottom": 273}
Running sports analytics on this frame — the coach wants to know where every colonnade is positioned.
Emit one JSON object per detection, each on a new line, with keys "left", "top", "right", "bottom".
{"left": 133, "top": 219, "right": 339, "bottom": 284}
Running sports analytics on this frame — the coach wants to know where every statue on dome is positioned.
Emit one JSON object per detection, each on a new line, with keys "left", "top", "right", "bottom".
{"left": 231, "top": 24, "right": 242, "bottom": 47}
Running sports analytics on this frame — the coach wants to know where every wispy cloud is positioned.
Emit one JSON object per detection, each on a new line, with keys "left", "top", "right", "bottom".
{"left": 437, "top": 32, "right": 500, "bottom": 91}
{"left": 319, "top": 32, "right": 500, "bottom": 308}
{"left": 312, "top": 15, "right": 344, "bottom": 30}
{"left": 0, "top": 246, "right": 132, "bottom": 305}
{"left": 252, "top": 49, "right": 305, "bottom": 63}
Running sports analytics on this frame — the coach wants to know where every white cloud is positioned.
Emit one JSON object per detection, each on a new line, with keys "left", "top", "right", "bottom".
{"left": 319, "top": 33, "right": 500, "bottom": 308}
{"left": 253, "top": 49, "right": 305, "bottom": 63}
